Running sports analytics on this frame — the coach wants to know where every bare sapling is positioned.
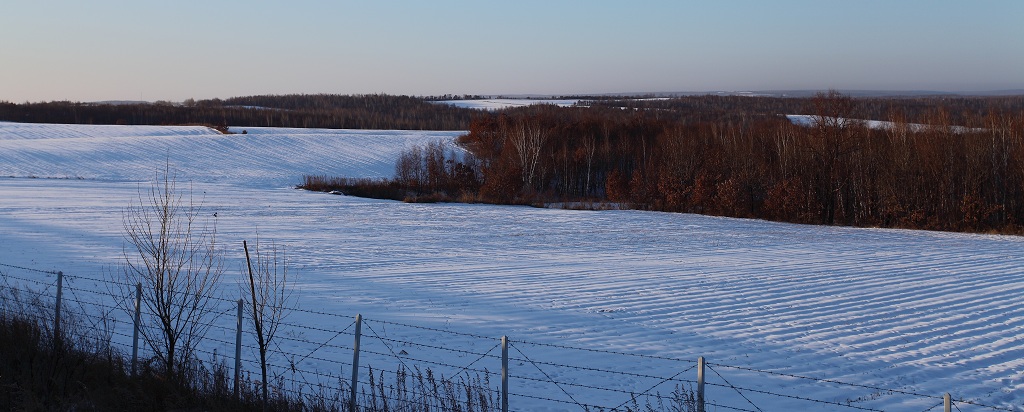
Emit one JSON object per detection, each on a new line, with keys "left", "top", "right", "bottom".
{"left": 243, "top": 234, "right": 294, "bottom": 410}
{"left": 115, "top": 163, "right": 223, "bottom": 382}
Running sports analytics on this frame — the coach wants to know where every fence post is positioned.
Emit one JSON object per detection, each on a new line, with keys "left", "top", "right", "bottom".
{"left": 53, "top": 271, "right": 63, "bottom": 346}
{"left": 349, "top": 314, "right": 362, "bottom": 412}
{"left": 944, "top": 393, "right": 951, "bottom": 412}
{"left": 502, "top": 336, "right": 509, "bottom": 412}
{"left": 234, "top": 299, "right": 243, "bottom": 399}
{"left": 131, "top": 282, "right": 142, "bottom": 376}
{"left": 697, "top": 356, "right": 705, "bottom": 412}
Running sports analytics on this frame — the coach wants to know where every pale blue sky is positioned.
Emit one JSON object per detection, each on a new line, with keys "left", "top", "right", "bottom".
{"left": 2, "top": 1, "right": 1022, "bottom": 102}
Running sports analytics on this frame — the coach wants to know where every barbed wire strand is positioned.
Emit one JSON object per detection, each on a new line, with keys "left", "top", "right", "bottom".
{"left": 703, "top": 381, "right": 885, "bottom": 412}
{"left": 508, "top": 340, "right": 588, "bottom": 411}
{"left": 507, "top": 371, "right": 685, "bottom": 402}
{"left": 1, "top": 272, "right": 54, "bottom": 286}
{"left": 361, "top": 320, "right": 417, "bottom": 380}
{"left": 608, "top": 363, "right": 697, "bottom": 411}
{"left": 1, "top": 272, "right": 59, "bottom": 294}
{"left": 61, "top": 294, "right": 121, "bottom": 333}
{"left": 504, "top": 353, "right": 690, "bottom": 382}
{"left": 956, "top": 399, "right": 1018, "bottom": 412}
{"left": 708, "top": 361, "right": 943, "bottom": 401}
{"left": 706, "top": 363, "right": 765, "bottom": 412}
{"left": 367, "top": 332, "right": 501, "bottom": 360}
{"left": 919, "top": 400, "right": 944, "bottom": 412}
{"left": 705, "top": 401, "right": 760, "bottom": 412}
{"left": 295, "top": 319, "right": 356, "bottom": 365}
{"left": 365, "top": 316, "right": 495, "bottom": 340}
{"left": 509, "top": 390, "right": 618, "bottom": 411}
{"left": 511, "top": 337, "right": 700, "bottom": 365}
{"left": 269, "top": 326, "right": 355, "bottom": 354}
{"left": 277, "top": 319, "right": 355, "bottom": 337}
{"left": 355, "top": 346, "right": 496, "bottom": 377}
{"left": 447, "top": 341, "right": 500, "bottom": 379}
{"left": 0, "top": 261, "right": 61, "bottom": 275}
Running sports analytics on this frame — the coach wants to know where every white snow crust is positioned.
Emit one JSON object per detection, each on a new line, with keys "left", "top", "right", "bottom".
{"left": 1, "top": 122, "right": 1022, "bottom": 411}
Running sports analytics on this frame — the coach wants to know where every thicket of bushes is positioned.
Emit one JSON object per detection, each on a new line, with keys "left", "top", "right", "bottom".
{"left": 302, "top": 140, "right": 484, "bottom": 204}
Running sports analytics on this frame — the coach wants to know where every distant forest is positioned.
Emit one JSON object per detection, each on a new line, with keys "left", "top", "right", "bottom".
{"left": 5, "top": 92, "right": 1024, "bottom": 233}
{"left": 303, "top": 93, "right": 1024, "bottom": 234}
{"left": 0, "top": 94, "right": 477, "bottom": 130}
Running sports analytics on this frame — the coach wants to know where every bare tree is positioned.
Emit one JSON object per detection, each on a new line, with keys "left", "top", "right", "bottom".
{"left": 116, "top": 164, "right": 223, "bottom": 381}
{"left": 506, "top": 117, "right": 548, "bottom": 192}
{"left": 809, "top": 90, "right": 864, "bottom": 225}
{"left": 243, "top": 235, "right": 294, "bottom": 410}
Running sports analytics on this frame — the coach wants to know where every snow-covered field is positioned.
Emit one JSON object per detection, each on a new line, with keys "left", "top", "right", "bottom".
{"left": 435, "top": 98, "right": 580, "bottom": 110}
{"left": 786, "top": 114, "right": 982, "bottom": 133}
{"left": 1, "top": 122, "right": 1023, "bottom": 411}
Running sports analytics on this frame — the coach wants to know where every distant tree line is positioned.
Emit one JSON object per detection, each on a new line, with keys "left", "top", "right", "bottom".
{"left": 307, "top": 92, "right": 1024, "bottom": 234}
{"left": 0, "top": 94, "right": 478, "bottom": 130}
{"left": 583, "top": 94, "right": 1024, "bottom": 127}
{"left": 461, "top": 93, "right": 1024, "bottom": 233}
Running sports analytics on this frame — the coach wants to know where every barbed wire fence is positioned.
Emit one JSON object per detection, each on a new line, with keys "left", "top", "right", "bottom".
{"left": 0, "top": 261, "right": 1018, "bottom": 412}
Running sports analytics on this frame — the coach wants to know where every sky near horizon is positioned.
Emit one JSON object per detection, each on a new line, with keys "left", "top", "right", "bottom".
{"left": 2, "top": 1, "right": 1022, "bottom": 103}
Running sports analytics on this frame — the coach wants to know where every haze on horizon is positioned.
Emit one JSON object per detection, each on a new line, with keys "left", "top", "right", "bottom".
{"left": 2, "top": 1, "right": 1022, "bottom": 103}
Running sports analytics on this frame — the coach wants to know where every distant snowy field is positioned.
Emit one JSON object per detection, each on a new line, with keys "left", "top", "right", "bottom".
{"left": 785, "top": 114, "right": 983, "bottom": 133}
{"left": 435, "top": 98, "right": 580, "bottom": 110}
{"left": 1, "top": 122, "right": 1023, "bottom": 411}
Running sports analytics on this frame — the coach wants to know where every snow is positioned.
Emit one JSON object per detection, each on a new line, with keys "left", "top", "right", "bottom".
{"left": 786, "top": 115, "right": 982, "bottom": 133}
{"left": 1, "top": 122, "right": 1023, "bottom": 411}
{"left": 787, "top": 114, "right": 926, "bottom": 131}
{"left": 0, "top": 122, "right": 462, "bottom": 187}
{"left": 434, "top": 98, "right": 580, "bottom": 110}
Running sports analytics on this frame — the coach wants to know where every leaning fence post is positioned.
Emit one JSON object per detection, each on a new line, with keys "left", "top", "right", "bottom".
{"left": 502, "top": 336, "right": 509, "bottom": 412}
{"left": 234, "top": 298, "right": 243, "bottom": 399}
{"left": 131, "top": 282, "right": 142, "bottom": 376}
{"left": 349, "top": 314, "right": 362, "bottom": 412}
{"left": 53, "top": 271, "right": 63, "bottom": 346}
{"left": 697, "top": 356, "right": 706, "bottom": 412}
{"left": 944, "top": 393, "right": 951, "bottom": 412}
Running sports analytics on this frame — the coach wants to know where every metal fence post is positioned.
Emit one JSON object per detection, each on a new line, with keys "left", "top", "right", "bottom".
{"left": 499, "top": 336, "right": 507, "bottom": 412}
{"left": 349, "top": 314, "right": 362, "bottom": 412}
{"left": 234, "top": 298, "right": 243, "bottom": 399}
{"left": 131, "top": 282, "right": 142, "bottom": 376}
{"left": 697, "top": 356, "right": 706, "bottom": 412}
{"left": 944, "top": 393, "right": 951, "bottom": 412}
{"left": 53, "top": 271, "right": 63, "bottom": 345}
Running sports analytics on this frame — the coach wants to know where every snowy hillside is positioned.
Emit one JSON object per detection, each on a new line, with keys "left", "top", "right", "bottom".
{"left": 1, "top": 122, "right": 1022, "bottom": 411}
{"left": 0, "top": 122, "right": 463, "bottom": 187}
